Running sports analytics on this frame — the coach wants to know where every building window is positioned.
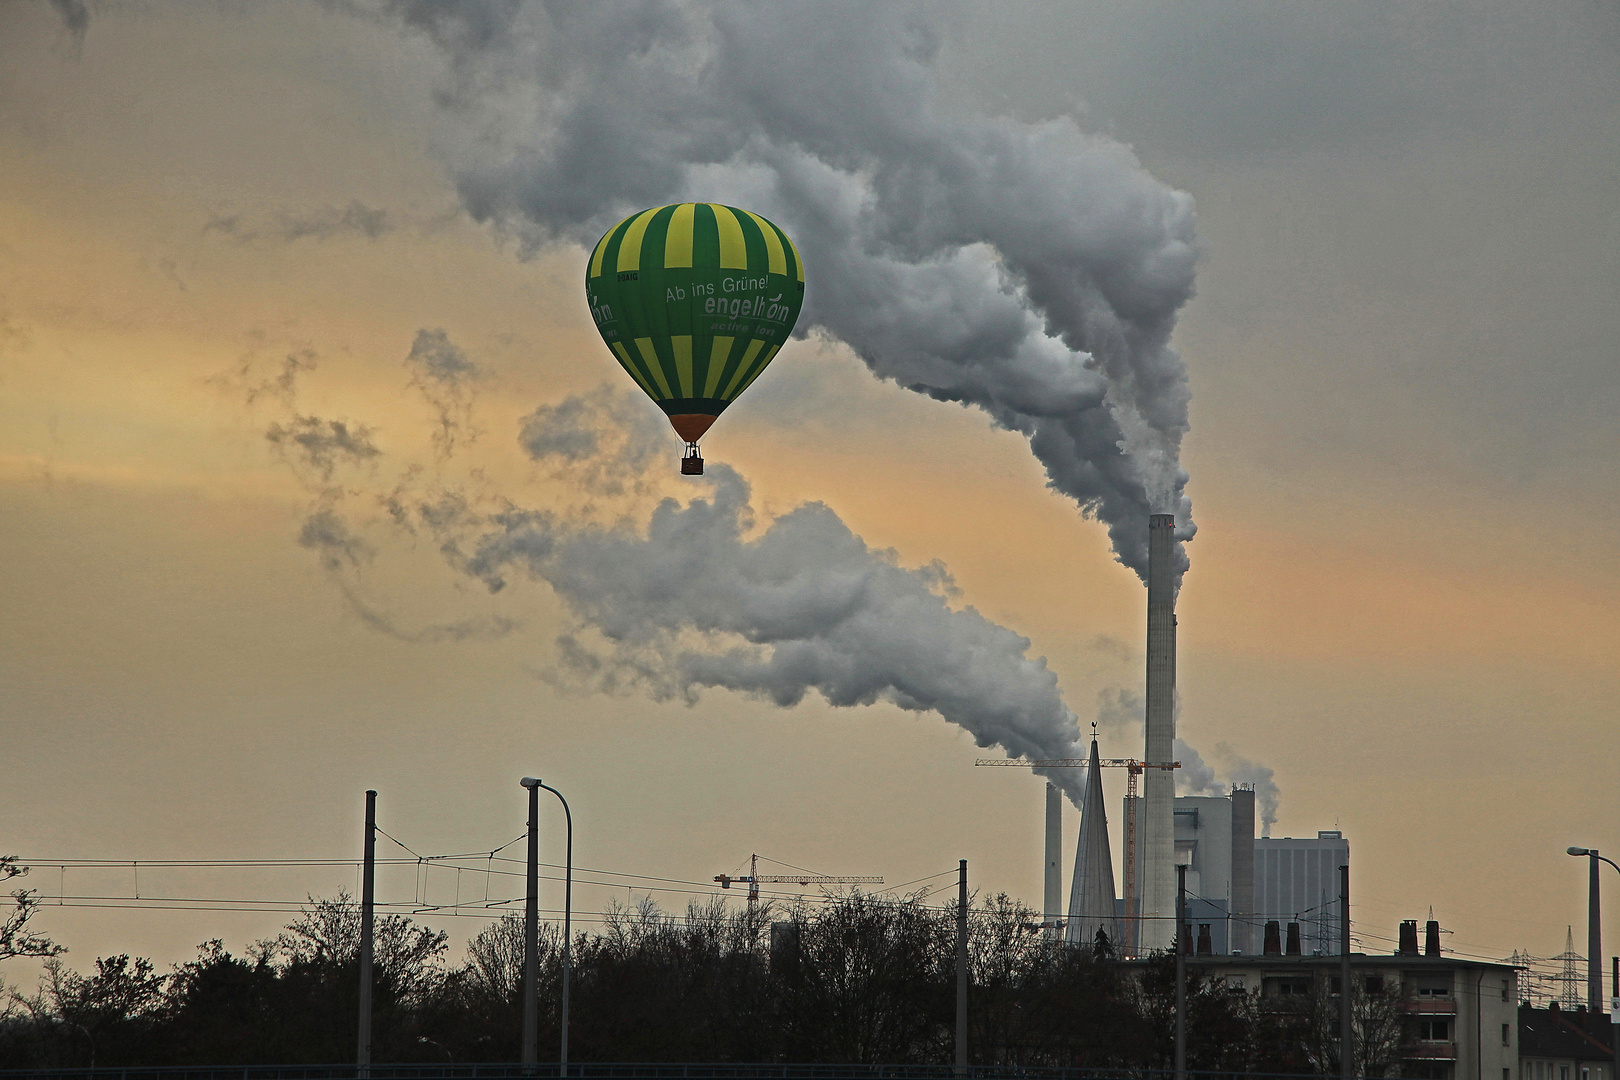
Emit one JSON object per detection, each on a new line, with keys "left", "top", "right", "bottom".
{"left": 1561, "top": 1065, "right": 1570, "bottom": 1080}
{"left": 1502, "top": 980, "right": 1510, "bottom": 1001}
{"left": 1418, "top": 1019, "right": 1451, "bottom": 1041}
{"left": 1365, "top": 975, "right": 1385, "bottom": 993}
{"left": 1503, "top": 1023, "right": 1510, "bottom": 1044}
{"left": 1266, "top": 977, "right": 1311, "bottom": 997}
{"left": 1417, "top": 982, "right": 1452, "bottom": 998}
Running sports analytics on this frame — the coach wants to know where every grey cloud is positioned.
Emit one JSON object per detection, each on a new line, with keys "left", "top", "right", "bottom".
{"left": 49, "top": 0, "right": 87, "bottom": 53}
{"left": 232, "top": 348, "right": 319, "bottom": 409}
{"left": 388, "top": 0, "right": 1198, "bottom": 583}
{"left": 299, "top": 504, "right": 519, "bottom": 642}
{"left": 299, "top": 506, "right": 372, "bottom": 571}
{"left": 404, "top": 328, "right": 484, "bottom": 457}
{"left": 204, "top": 200, "right": 394, "bottom": 243}
{"left": 517, "top": 385, "right": 667, "bottom": 495}
{"left": 266, "top": 415, "right": 381, "bottom": 481}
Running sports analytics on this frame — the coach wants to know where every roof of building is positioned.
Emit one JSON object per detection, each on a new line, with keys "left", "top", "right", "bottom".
{"left": 1519, "top": 1005, "right": 1614, "bottom": 1062}
{"left": 1131, "top": 952, "right": 1518, "bottom": 973}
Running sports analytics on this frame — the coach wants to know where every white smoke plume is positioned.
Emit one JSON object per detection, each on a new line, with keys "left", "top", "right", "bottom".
{"left": 1213, "top": 742, "right": 1281, "bottom": 837}
{"left": 381, "top": 0, "right": 1199, "bottom": 582}
{"left": 354, "top": 385, "right": 1090, "bottom": 799}
{"left": 1092, "top": 685, "right": 1282, "bottom": 824}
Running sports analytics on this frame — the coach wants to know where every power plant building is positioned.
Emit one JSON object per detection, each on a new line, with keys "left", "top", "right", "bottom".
{"left": 1054, "top": 513, "right": 1350, "bottom": 957}
{"left": 1254, "top": 831, "right": 1350, "bottom": 955}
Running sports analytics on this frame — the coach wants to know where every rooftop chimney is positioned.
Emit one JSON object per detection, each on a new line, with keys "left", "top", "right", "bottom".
{"left": 1286, "top": 921, "right": 1303, "bottom": 956}
{"left": 1197, "top": 924, "right": 1213, "bottom": 956}
{"left": 1425, "top": 919, "right": 1441, "bottom": 957}
{"left": 1398, "top": 920, "right": 1420, "bottom": 956}
{"left": 1264, "top": 920, "right": 1282, "bottom": 956}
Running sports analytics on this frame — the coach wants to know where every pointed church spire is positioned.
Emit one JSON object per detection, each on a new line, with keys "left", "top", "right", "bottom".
{"left": 1064, "top": 735, "right": 1118, "bottom": 946}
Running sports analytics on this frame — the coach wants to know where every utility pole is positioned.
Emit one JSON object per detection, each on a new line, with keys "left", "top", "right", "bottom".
{"left": 1175, "top": 863, "right": 1187, "bottom": 1080}
{"left": 521, "top": 778, "right": 540, "bottom": 1067}
{"left": 533, "top": 779, "right": 575, "bottom": 1075}
{"left": 357, "top": 790, "right": 376, "bottom": 1078}
{"left": 1589, "top": 852, "right": 1603, "bottom": 1014}
{"left": 1610, "top": 956, "right": 1617, "bottom": 1042}
{"left": 1340, "top": 864, "right": 1353, "bottom": 1080}
{"left": 956, "top": 859, "right": 968, "bottom": 1074}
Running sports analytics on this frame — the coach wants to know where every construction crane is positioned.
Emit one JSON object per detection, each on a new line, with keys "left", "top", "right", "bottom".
{"left": 975, "top": 753, "right": 1179, "bottom": 956}
{"left": 715, "top": 854, "right": 883, "bottom": 914}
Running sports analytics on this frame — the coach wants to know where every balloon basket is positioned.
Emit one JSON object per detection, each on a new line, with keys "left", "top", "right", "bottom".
{"left": 680, "top": 443, "right": 704, "bottom": 475}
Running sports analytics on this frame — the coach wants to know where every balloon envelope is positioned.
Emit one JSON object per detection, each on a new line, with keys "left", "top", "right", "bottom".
{"left": 585, "top": 203, "right": 804, "bottom": 444}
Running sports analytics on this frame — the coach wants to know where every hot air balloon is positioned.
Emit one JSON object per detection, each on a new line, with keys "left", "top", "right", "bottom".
{"left": 584, "top": 203, "right": 804, "bottom": 474}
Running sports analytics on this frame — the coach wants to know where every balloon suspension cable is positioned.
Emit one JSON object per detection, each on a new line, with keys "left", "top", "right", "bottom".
{"left": 680, "top": 441, "right": 704, "bottom": 476}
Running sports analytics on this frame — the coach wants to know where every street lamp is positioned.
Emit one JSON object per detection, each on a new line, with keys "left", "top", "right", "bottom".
{"left": 1566, "top": 847, "right": 1619, "bottom": 1015}
{"left": 521, "top": 777, "right": 575, "bottom": 1074}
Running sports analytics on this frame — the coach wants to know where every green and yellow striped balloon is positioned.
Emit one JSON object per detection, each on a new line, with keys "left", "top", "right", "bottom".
{"left": 584, "top": 203, "right": 804, "bottom": 454}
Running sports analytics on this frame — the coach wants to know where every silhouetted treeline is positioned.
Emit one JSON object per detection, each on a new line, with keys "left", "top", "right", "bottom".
{"left": 0, "top": 891, "right": 1335, "bottom": 1070}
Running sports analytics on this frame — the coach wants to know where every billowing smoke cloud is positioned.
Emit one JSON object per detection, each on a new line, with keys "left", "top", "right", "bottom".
{"left": 369, "top": 387, "right": 1089, "bottom": 799}
{"left": 384, "top": 0, "right": 1198, "bottom": 583}
{"left": 1174, "top": 738, "right": 1223, "bottom": 797}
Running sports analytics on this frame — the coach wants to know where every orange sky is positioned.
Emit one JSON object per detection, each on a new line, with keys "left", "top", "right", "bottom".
{"left": 2, "top": 0, "right": 1617, "bottom": 988}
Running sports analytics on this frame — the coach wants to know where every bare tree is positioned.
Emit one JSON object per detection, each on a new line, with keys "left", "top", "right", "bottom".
{"left": 0, "top": 856, "right": 63, "bottom": 962}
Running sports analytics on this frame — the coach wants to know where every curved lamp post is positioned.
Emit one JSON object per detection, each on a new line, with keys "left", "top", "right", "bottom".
{"left": 522, "top": 777, "right": 574, "bottom": 1073}
{"left": 1567, "top": 847, "right": 1619, "bottom": 1015}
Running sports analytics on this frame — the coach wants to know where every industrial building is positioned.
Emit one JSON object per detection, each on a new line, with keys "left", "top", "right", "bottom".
{"left": 1256, "top": 831, "right": 1352, "bottom": 955}
{"left": 1052, "top": 513, "right": 1353, "bottom": 959}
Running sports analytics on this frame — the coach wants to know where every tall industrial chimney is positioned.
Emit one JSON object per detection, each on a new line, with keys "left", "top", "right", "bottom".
{"left": 1230, "top": 787, "right": 1256, "bottom": 954}
{"left": 1044, "top": 783, "right": 1062, "bottom": 941}
{"left": 1139, "top": 513, "right": 1178, "bottom": 951}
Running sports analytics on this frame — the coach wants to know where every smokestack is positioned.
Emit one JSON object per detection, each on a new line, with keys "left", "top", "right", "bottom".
{"left": 1044, "top": 783, "right": 1062, "bottom": 941}
{"left": 1425, "top": 919, "right": 1441, "bottom": 957}
{"left": 1140, "top": 513, "right": 1178, "bottom": 951}
{"left": 1398, "top": 920, "right": 1420, "bottom": 956}
{"left": 1286, "top": 921, "right": 1303, "bottom": 956}
{"left": 1230, "top": 786, "right": 1255, "bottom": 954}
{"left": 1263, "top": 920, "right": 1282, "bottom": 956}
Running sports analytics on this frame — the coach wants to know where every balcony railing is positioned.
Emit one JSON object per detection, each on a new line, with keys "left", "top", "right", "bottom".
{"left": 1406, "top": 999, "right": 1459, "bottom": 1014}
{"left": 1406, "top": 1042, "right": 1460, "bottom": 1061}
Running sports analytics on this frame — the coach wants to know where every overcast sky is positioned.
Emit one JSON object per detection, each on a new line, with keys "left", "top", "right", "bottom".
{"left": 2, "top": 0, "right": 1617, "bottom": 985}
